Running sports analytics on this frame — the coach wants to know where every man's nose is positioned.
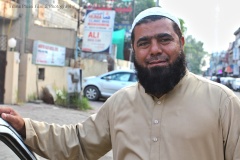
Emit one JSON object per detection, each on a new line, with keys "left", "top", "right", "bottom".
{"left": 150, "top": 39, "right": 162, "bottom": 55}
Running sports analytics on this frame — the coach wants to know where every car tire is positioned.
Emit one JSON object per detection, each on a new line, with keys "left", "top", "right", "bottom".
{"left": 84, "top": 86, "right": 100, "bottom": 101}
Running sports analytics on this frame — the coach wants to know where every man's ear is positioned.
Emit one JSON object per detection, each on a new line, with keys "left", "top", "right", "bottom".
{"left": 180, "top": 37, "right": 185, "bottom": 49}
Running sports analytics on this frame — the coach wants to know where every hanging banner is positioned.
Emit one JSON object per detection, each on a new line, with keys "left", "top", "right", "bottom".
{"left": 82, "top": 10, "right": 115, "bottom": 53}
{"left": 32, "top": 41, "right": 66, "bottom": 66}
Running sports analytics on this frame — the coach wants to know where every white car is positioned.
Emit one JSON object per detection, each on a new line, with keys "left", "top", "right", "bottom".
{"left": 220, "top": 77, "right": 235, "bottom": 88}
{"left": 232, "top": 78, "right": 240, "bottom": 91}
{"left": 83, "top": 69, "right": 138, "bottom": 101}
{"left": 0, "top": 117, "right": 40, "bottom": 159}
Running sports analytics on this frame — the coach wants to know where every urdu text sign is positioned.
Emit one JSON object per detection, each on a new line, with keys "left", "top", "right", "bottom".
{"left": 82, "top": 10, "right": 115, "bottom": 53}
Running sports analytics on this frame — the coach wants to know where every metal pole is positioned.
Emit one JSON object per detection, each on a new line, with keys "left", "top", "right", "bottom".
{"left": 20, "top": 0, "right": 26, "bottom": 55}
{"left": 75, "top": 0, "right": 82, "bottom": 60}
{"left": 132, "top": 0, "right": 135, "bottom": 23}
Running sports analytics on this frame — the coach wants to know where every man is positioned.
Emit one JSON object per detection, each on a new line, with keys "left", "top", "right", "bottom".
{"left": 0, "top": 7, "right": 240, "bottom": 160}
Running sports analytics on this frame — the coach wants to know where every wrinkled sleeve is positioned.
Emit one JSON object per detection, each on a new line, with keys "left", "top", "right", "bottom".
{"left": 221, "top": 95, "right": 240, "bottom": 160}
{"left": 23, "top": 103, "right": 111, "bottom": 160}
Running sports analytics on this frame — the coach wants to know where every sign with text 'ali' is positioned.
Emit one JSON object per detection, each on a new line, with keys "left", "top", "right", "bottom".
{"left": 32, "top": 41, "right": 66, "bottom": 66}
{"left": 82, "top": 10, "right": 115, "bottom": 53}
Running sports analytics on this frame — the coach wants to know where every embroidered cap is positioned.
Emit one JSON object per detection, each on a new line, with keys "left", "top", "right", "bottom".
{"left": 130, "top": 7, "right": 181, "bottom": 33}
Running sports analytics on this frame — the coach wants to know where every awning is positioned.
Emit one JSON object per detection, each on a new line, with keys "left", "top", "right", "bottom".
{"left": 225, "top": 66, "right": 233, "bottom": 73}
{"left": 112, "top": 29, "right": 126, "bottom": 60}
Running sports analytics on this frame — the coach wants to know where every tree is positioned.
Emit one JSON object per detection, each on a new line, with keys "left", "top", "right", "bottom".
{"left": 184, "top": 35, "right": 209, "bottom": 75}
{"left": 133, "top": 0, "right": 155, "bottom": 20}
{"left": 179, "top": 18, "right": 187, "bottom": 36}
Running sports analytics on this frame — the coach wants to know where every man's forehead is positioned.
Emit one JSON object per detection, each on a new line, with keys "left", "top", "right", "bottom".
{"left": 134, "top": 19, "right": 175, "bottom": 38}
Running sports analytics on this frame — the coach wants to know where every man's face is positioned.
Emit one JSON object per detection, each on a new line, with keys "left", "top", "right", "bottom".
{"left": 132, "top": 18, "right": 186, "bottom": 97}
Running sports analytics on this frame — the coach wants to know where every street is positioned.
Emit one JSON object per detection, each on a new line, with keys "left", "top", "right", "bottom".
{"left": 1, "top": 91, "right": 240, "bottom": 160}
{"left": 0, "top": 100, "right": 112, "bottom": 160}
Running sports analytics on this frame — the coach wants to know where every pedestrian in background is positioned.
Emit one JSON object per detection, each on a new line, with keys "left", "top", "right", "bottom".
{"left": 217, "top": 76, "right": 221, "bottom": 83}
{"left": 0, "top": 7, "right": 240, "bottom": 160}
{"left": 107, "top": 54, "right": 114, "bottom": 72}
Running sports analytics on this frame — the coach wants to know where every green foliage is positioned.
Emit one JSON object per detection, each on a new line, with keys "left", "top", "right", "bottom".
{"left": 55, "top": 88, "right": 92, "bottom": 110}
{"left": 134, "top": 0, "right": 155, "bottom": 19}
{"left": 69, "top": 93, "right": 92, "bottom": 110}
{"left": 78, "top": 97, "right": 92, "bottom": 110}
{"left": 55, "top": 88, "right": 68, "bottom": 106}
{"left": 184, "top": 35, "right": 209, "bottom": 74}
{"left": 179, "top": 18, "right": 187, "bottom": 36}
{"left": 28, "top": 93, "right": 37, "bottom": 101}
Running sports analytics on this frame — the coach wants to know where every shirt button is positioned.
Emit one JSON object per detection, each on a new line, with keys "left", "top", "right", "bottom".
{"left": 154, "top": 120, "right": 159, "bottom": 124}
{"left": 153, "top": 137, "right": 158, "bottom": 142}
{"left": 157, "top": 101, "right": 161, "bottom": 104}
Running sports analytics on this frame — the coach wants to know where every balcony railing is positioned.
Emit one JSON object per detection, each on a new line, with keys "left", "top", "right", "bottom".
{"left": 0, "top": 35, "right": 7, "bottom": 51}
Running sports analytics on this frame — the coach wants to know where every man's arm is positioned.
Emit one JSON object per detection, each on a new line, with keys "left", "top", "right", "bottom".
{"left": 221, "top": 96, "right": 240, "bottom": 159}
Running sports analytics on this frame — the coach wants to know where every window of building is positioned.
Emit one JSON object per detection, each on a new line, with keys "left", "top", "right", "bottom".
{"left": 38, "top": 68, "right": 45, "bottom": 80}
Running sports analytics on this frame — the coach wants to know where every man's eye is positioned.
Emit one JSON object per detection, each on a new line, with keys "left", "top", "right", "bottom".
{"left": 159, "top": 38, "right": 171, "bottom": 44}
{"left": 138, "top": 42, "right": 149, "bottom": 47}
{"left": 160, "top": 38, "right": 171, "bottom": 42}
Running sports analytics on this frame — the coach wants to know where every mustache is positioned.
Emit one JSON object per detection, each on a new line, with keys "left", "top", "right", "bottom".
{"left": 145, "top": 51, "right": 183, "bottom": 63}
{"left": 145, "top": 55, "right": 169, "bottom": 63}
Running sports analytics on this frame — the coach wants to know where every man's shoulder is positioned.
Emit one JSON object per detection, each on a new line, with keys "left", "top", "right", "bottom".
{"left": 187, "top": 72, "right": 236, "bottom": 97}
{"left": 106, "top": 83, "right": 142, "bottom": 103}
{"left": 113, "top": 83, "right": 139, "bottom": 97}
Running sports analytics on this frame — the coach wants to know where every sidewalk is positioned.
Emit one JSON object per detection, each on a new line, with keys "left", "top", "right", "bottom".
{"left": 5, "top": 102, "right": 91, "bottom": 125}
{"left": 1, "top": 102, "right": 113, "bottom": 160}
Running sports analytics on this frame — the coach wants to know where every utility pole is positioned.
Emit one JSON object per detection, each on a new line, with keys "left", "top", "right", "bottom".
{"left": 75, "top": 0, "right": 82, "bottom": 60}
{"left": 132, "top": 0, "right": 135, "bottom": 23}
{"left": 20, "top": 0, "right": 26, "bottom": 55}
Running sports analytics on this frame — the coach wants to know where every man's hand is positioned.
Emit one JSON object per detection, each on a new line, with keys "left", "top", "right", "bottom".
{"left": 0, "top": 107, "right": 26, "bottom": 138}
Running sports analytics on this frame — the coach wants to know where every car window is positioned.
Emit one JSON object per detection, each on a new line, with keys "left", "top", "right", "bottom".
{"left": 129, "top": 74, "right": 138, "bottom": 82}
{"left": 0, "top": 141, "right": 20, "bottom": 159}
{"left": 112, "top": 73, "right": 131, "bottom": 81}
{"left": 102, "top": 72, "right": 131, "bottom": 82}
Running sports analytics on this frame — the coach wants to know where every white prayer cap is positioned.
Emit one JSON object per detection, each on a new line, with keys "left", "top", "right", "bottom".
{"left": 130, "top": 7, "right": 181, "bottom": 33}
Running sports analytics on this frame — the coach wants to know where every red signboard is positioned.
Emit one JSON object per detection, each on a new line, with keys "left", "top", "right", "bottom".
{"left": 87, "top": 6, "right": 132, "bottom": 13}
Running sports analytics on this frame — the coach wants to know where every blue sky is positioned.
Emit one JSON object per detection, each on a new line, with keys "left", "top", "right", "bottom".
{"left": 160, "top": 0, "right": 240, "bottom": 53}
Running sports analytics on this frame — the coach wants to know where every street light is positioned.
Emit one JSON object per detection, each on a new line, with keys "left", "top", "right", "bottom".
{"left": 8, "top": 38, "right": 17, "bottom": 51}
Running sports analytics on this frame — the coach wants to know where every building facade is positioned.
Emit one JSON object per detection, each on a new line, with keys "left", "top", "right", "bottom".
{"left": 208, "top": 27, "right": 240, "bottom": 78}
{"left": 0, "top": 0, "right": 83, "bottom": 104}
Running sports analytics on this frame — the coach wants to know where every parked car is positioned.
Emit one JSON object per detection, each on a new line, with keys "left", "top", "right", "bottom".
{"left": 0, "top": 117, "right": 39, "bottom": 160}
{"left": 220, "top": 77, "right": 235, "bottom": 89}
{"left": 82, "top": 69, "right": 138, "bottom": 101}
{"left": 210, "top": 76, "right": 217, "bottom": 82}
{"left": 232, "top": 78, "right": 240, "bottom": 91}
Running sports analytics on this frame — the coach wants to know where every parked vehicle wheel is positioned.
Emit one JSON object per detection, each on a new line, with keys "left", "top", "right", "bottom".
{"left": 84, "top": 86, "right": 100, "bottom": 101}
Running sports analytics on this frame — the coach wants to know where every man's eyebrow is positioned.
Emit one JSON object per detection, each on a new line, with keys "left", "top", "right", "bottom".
{"left": 136, "top": 33, "right": 173, "bottom": 44}
{"left": 154, "top": 33, "right": 172, "bottom": 39}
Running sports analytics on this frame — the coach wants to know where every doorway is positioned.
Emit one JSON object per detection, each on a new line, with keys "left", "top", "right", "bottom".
{"left": 0, "top": 50, "right": 6, "bottom": 104}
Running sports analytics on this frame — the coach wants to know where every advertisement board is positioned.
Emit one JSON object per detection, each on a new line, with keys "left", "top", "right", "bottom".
{"left": 82, "top": 10, "right": 115, "bottom": 53}
{"left": 32, "top": 41, "right": 66, "bottom": 66}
